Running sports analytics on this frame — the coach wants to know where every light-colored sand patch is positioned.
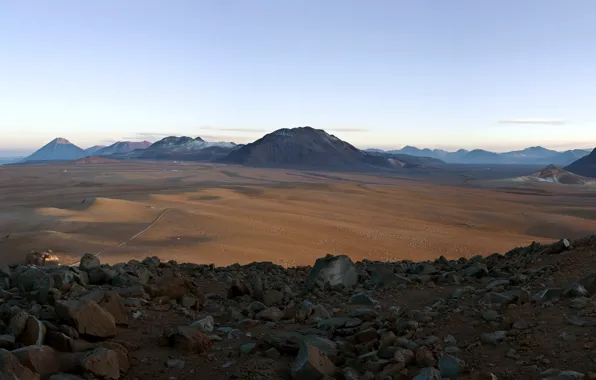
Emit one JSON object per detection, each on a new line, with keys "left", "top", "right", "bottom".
{"left": 36, "top": 197, "right": 161, "bottom": 223}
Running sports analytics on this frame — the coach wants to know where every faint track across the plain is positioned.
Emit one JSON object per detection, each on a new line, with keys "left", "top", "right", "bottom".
{"left": 68, "top": 207, "right": 172, "bottom": 266}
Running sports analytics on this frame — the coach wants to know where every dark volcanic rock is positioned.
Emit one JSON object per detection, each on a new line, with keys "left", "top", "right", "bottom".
{"left": 306, "top": 255, "right": 358, "bottom": 290}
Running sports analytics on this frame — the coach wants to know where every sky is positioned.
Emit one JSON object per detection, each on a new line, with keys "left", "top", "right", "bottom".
{"left": 1, "top": 0, "right": 596, "bottom": 156}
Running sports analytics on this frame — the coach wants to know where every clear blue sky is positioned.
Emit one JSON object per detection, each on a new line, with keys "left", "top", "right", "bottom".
{"left": 1, "top": 0, "right": 595, "bottom": 155}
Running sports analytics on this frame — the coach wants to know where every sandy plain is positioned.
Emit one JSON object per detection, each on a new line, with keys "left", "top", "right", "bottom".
{"left": 1, "top": 160, "right": 595, "bottom": 267}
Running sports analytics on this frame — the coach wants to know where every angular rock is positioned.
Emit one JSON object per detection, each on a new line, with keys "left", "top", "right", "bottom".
{"left": 533, "top": 288, "right": 562, "bottom": 304}
{"left": 49, "top": 374, "right": 85, "bottom": 380}
{"left": 439, "top": 354, "right": 461, "bottom": 377}
{"left": 306, "top": 255, "right": 358, "bottom": 290}
{"left": 100, "top": 342, "right": 130, "bottom": 373}
{"left": 80, "top": 347, "right": 120, "bottom": 379}
{"left": 20, "top": 316, "right": 46, "bottom": 346}
{"left": 413, "top": 367, "right": 442, "bottom": 380}
{"left": 12, "top": 345, "right": 60, "bottom": 378}
{"left": 55, "top": 299, "right": 116, "bottom": 339}
{"left": 151, "top": 276, "right": 188, "bottom": 300}
{"left": 79, "top": 253, "right": 100, "bottom": 272}
{"left": 481, "top": 331, "right": 507, "bottom": 345}
{"left": 348, "top": 292, "right": 377, "bottom": 305}
{"left": 0, "top": 335, "right": 15, "bottom": 350}
{"left": 8, "top": 311, "right": 29, "bottom": 338}
{"left": 0, "top": 348, "right": 39, "bottom": 380}
{"left": 164, "top": 326, "right": 212, "bottom": 353}
{"left": 98, "top": 292, "right": 128, "bottom": 326}
{"left": 259, "top": 289, "right": 283, "bottom": 306}
{"left": 564, "top": 283, "right": 589, "bottom": 298}
{"left": 257, "top": 307, "right": 284, "bottom": 322}
{"left": 48, "top": 373, "right": 85, "bottom": 380}
{"left": 291, "top": 341, "right": 338, "bottom": 380}
{"left": 190, "top": 316, "right": 214, "bottom": 333}
{"left": 415, "top": 346, "right": 436, "bottom": 367}
{"left": 542, "top": 238, "right": 571, "bottom": 254}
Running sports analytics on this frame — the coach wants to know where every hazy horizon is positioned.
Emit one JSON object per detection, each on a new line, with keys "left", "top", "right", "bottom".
{"left": 1, "top": 134, "right": 593, "bottom": 158}
{"left": 2, "top": 0, "right": 595, "bottom": 152}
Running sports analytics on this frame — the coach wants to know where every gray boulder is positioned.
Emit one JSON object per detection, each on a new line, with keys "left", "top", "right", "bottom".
{"left": 306, "top": 255, "right": 358, "bottom": 290}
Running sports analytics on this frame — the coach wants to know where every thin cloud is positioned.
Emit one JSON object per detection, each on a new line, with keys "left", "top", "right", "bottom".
{"left": 122, "top": 132, "right": 183, "bottom": 141}
{"left": 200, "top": 127, "right": 268, "bottom": 133}
{"left": 327, "top": 128, "right": 369, "bottom": 132}
{"left": 498, "top": 119, "right": 565, "bottom": 125}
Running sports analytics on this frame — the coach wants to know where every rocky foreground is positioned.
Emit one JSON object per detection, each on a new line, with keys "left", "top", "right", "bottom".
{"left": 1, "top": 237, "right": 596, "bottom": 380}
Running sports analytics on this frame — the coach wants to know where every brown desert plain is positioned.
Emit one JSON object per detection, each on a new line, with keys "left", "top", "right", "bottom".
{"left": 1, "top": 160, "right": 596, "bottom": 267}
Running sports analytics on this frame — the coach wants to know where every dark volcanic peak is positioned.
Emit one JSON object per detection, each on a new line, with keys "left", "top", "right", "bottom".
{"left": 220, "top": 126, "right": 443, "bottom": 170}
{"left": 24, "top": 137, "right": 86, "bottom": 161}
{"left": 566, "top": 147, "right": 596, "bottom": 178}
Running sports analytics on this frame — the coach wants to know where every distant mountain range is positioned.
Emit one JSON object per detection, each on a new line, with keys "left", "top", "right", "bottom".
{"left": 0, "top": 156, "right": 24, "bottom": 165}
{"left": 23, "top": 139, "right": 152, "bottom": 162}
{"left": 121, "top": 136, "right": 238, "bottom": 161}
{"left": 367, "top": 146, "right": 592, "bottom": 165}
{"left": 16, "top": 131, "right": 595, "bottom": 175}
{"left": 92, "top": 141, "right": 152, "bottom": 156}
{"left": 565, "top": 148, "right": 596, "bottom": 178}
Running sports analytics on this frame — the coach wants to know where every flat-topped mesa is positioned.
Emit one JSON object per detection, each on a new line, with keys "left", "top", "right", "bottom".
{"left": 2, "top": 235, "right": 595, "bottom": 379}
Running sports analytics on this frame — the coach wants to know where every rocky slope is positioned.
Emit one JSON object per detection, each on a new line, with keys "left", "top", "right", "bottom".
{"left": 2, "top": 237, "right": 596, "bottom": 379}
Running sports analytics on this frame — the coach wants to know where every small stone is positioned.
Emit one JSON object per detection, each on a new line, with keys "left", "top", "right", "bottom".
{"left": 342, "top": 367, "right": 360, "bottom": 380}
{"left": 291, "top": 341, "right": 338, "bottom": 380}
{"left": 80, "top": 347, "right": 120, "bottom": 379}
{"left": 394, "top": 348, "right": 414, "bottom": 364}
{"left": 415, "top": 346, "right": 436, "bottom": 367}
{"left": 257, "top": 307, "right": 284, "bottom": 322}
{"left": 486, "top": 279, "right": 510, "bottom": 290}
{"left": 164, "top": 326, "right": 212, "bottom": 353}
{"left": 413, "top": 366, "right": 442, "bottom": 380}
{"left": 482, "top": 309, "right": 500, "bottom": 322}
{"left": 265, "top": 347, "right": 280, "bottom": 359}
{"left": 481, "top": 331, "right": 507, "bottom": 345}
{"left": 444, "top": 335, "right": 457, "bottom": 346}
{"left": 512, "top": 319, "right": 530, "bottom": 330}
{"left": 239, "top": 343, "right": 257, "bottom": 355}
{"left": 0, "top": 335, "right": 15, "bottom": 350}
{"left": 12, "top": 345, "right": 60, "bottom": 378}
{"left": 190, "top": 316, "right": 214, "bottom": 333}
{"left": 180, "top": 295, "right": 197, "bottom": 308}
{"left": 165, "top": 358, "right": 185, "bottom": 369}
{"left": 20, "top": 315, "right": 46, "bottom": 346}
{"left": 439, "top": 354, "right": 461, "bottom": 377}
{"left": 55, "top": 299, "right": 116, "bottom": 339}
{"left": 348, "top": 292, "right": 377, "bottom": 305}
{"left": 0, "top": 348, "right": 39, "bottom": 380}
{"left": 79, "top": 253, "right": 100, "bottom": 272}
{"left": 8, "top": 311, "right": 29, "bottom": 338}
